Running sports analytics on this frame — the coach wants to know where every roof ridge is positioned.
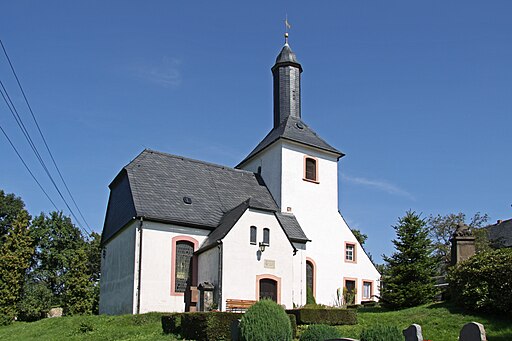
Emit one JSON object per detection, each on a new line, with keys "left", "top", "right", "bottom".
{"left": 128, "top": 149, "right": 259, "bottom": 176}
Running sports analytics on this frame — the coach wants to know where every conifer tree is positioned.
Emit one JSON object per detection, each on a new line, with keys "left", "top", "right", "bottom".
{"left": 381, "top": 211, "right": 438, "bottom": 309}
{"left": 0, "top": 210, "right": 34, "bottom": 324}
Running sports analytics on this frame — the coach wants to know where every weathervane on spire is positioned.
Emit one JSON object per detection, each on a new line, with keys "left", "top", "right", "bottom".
{"left": 284, "top": 15, "right": 291, "bottom": 44}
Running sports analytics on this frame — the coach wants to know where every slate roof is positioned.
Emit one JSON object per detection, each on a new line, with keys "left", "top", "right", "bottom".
{"left": 275, "top": 212, "right": 310, "bottom": 243}
{"left": 487, "top": 218, "right": 512, "bottom": 248}
{"left": 273, "top": 43, "right": 303, "bottom": 72}
{"left": 237, "top": 115, "right": 344, "bottom": 167}
{"left": 102, "top": 149, "right": 309, "bottom": 246}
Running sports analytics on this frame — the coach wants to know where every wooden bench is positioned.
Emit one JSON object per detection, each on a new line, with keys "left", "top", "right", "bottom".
{"left": 226, "top": 299, "right": 257, "bottom": 312}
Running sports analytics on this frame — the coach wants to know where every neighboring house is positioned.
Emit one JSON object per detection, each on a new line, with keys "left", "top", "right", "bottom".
{"left": 486, "top": 219, "right": 512, "bottom": 248}
{"left": 99, "top": 37, "right": 380, "bottom": 315}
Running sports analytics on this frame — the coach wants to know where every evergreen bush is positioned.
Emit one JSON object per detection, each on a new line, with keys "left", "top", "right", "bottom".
{"left": 299, "top": 324, "right": 341, "bottom": 341}
{"left": 180, "top": 312, "right": 242, "bottom": 340}
{"left": 360, "top": 324, "right": 402, "bottom": 341}
{"left": 239, "top": 299, "right": 292, "bottom": 341}
{"left": 447, "top": 248, "right": 512, "bottom": 313}
{"left": 287, "top": 307, "right": 357, "bottom": 325}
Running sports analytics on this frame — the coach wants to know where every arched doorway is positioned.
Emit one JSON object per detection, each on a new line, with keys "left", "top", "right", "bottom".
{"left": 259, "top": 278, "right": 278, "bottom": 302}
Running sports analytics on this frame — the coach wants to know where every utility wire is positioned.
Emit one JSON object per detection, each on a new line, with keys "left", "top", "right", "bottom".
{"left": 0, "top": 123, "right": 59, "bottom": 211}
{"left": 0, "top": 39, "right": 93, "bottom": 234}
{"left": 0, "top": 82, "right": 91, "bottom": 237}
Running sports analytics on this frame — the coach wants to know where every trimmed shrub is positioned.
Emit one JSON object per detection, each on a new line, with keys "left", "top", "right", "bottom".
{"left": 179, "top": 312, "right": 242, "bottom": 340}
{"left": 360, "top": 324, "right": 402, "bottom": 341}
{"left": 287, "top": 308, "right": 357, "bottom": 325}
{"left": 161, "top": 313, "right": 182, "bottom": 334}
{"left": 239, "top": 299, "right": 292, "bottom": 341}
{"left": 447, "top": 248, "right": 512, "bottom": 313}
{"left": 299, "top": 324, "right": 341, "bottom": 341}
{"left": 288, "top": 313, "right": 297, "bottom": 339}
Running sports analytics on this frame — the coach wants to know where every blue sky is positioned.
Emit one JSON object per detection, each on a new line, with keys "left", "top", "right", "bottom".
{"left": 1, "top": 1, "right": 511, "bottom": 263}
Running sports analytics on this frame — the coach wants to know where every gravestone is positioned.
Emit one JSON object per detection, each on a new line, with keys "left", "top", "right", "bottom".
{"left": 459, "top": 322, "right": 487, "bottom": 341}
{"left": 403, "top": 324, "right": 423, "bottom": 341}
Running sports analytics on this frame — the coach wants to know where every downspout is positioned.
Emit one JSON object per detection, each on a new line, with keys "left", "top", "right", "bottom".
{"left": 136, "top": 217, "right": 144, "bottom": 314}
{"left": 217, "top": 240, "right": 223, "bottom": 311}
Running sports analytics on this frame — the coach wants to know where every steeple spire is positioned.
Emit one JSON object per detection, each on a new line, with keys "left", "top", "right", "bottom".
{"left": 272, "top": 31, "right": 303, "bottom": 128}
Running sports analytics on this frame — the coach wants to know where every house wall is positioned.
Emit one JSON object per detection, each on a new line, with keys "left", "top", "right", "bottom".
{"left": 241, "top": 142, "right": 282, "bottom": 206}
{"left": 220, "top": 208, "right": 296, "bottom": 310}
{"left": 99, "top": 220, "right": 137, "bottom": 315}
{"left": 136, "top": 221, "right": 209, "bottom": 313}
{"left": 197, "top": 245, "right": 220, "bottom": 309}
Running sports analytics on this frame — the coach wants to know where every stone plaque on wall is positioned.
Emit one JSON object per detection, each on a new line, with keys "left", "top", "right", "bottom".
{"left": 264, "top": 259, "right": 275, "bottom": 269}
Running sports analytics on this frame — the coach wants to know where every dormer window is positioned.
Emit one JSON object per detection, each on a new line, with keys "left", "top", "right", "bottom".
{"left": 304, "top": 156, "right": 318, "bottom": 183}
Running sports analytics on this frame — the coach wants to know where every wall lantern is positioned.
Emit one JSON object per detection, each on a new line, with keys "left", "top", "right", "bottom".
{"left": 259, "top": 242, "right": 268, "bottom": 253}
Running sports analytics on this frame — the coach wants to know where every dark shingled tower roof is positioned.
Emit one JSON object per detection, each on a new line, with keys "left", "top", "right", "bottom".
{"left": 237, "top": 37, "right": 344, "bottom": 168}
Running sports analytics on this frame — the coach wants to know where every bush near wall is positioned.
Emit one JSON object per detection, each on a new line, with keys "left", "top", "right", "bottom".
{"left": 178, "top": 312, "right": 243, "bottom": 341}
{"left": 286, "top": 308, "right": 357, "bottom": 325}
{"left": 288, "top": 313, "right": 297, "bottom": 339}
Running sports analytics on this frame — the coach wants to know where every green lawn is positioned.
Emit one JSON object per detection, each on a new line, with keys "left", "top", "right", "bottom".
{"left": 334, "top": 302, "right": 512, "bottom": 341}
{"left": 0, "top": 303, "right": 510, "bottom": 340}
{"left": 0, "top": 313, "right": 178, "bottom": 341}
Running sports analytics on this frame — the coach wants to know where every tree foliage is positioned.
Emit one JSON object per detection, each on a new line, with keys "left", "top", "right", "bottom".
{"left": 0, "top": 189, "right": 28, "bottom": 240}
{"left": 427, "top": 212, "right": 490, "bottom": 273}
{"left": 0, "top": 210, "right": 34, "bottom": 324}
{"left": 351, "top": 228, "right": 368, "bottom": 247}
{"left": 381, "top": 211, "right": 438, "bottom": 309}
{"left": 447, "top": 248, "right": 512, "bottom": 314}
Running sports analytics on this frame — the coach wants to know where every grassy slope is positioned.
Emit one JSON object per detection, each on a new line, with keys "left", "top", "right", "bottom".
{"left": 0, "top": 303, "right": 510, "bottom": 340}
{"left": 335, "top": 302, "right": 512, "bottom": 341}
{"left": 0, "top": 313, "right": 178, "bottom": 341}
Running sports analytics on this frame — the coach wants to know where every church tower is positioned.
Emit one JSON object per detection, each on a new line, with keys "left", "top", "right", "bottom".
{"left": 272, "top": 33, "right": 303, "bottom": 128}
{"left": 237, "top": 34, "right": 344, "bottom": 212}
{"left": 238, "top": 34, "right": 379, "bottom": 306}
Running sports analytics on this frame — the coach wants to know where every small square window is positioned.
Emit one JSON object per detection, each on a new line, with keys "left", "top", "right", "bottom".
{"left": 362, "top": 281, "right": 372, "bottom": 299}
{"left": 345, "top": 243, "right": 356, "bottom": 262}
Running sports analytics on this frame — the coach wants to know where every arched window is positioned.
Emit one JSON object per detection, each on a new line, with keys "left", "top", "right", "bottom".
{"left": 250, "top": 226, "right": 257, "bottom": 244}
{"left": 174, "top": 241, "right": 194, "bottom": 293}
{"left": 263, "top": 228, "right": 270, "bottom": 246}
{"left": 304, "top": 156, "right": 318, "bottom": 182}
{"left": 306, "top": 258, "right": 316, "bottom": 300}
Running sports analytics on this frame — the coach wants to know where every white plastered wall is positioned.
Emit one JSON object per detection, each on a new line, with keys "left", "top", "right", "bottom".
{"left": 136, "top": 221, "right": 209, "bottom": 313}
{"left": 99, "top": 220, "right": 137, "bottom": 315}
{"left": 240, "top": 140, "right": 380, "bottom": 305}
{"left": 280, "top": 141, "right": 380, "bottom": 304}
{"left": 220, "top": 208, "right": 296, "bottom": 310}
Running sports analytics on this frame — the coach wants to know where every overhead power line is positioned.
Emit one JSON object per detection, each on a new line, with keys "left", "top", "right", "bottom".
{"left": 0, "top": 83, "right": 91, "bottom": 237}
{"left": 0, "top": 123, "right": 59, "bottom": 211}
{"left": 0, "top": 38, "right": 93, "bottom": 236}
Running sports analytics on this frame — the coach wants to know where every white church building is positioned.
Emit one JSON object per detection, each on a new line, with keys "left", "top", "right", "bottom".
{"left": 99, "top": 36, "right": 380, "bottom": 315}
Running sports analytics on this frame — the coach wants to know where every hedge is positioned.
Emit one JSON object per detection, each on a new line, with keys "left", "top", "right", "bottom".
{"left": 179, "top": 312, "right": 243, "bottom": 341}
{"left": 286, "top": 308, "right": 357, "bottom": 325}
{"left": 161, "top": 313, "right": 182, "bottom": 334}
